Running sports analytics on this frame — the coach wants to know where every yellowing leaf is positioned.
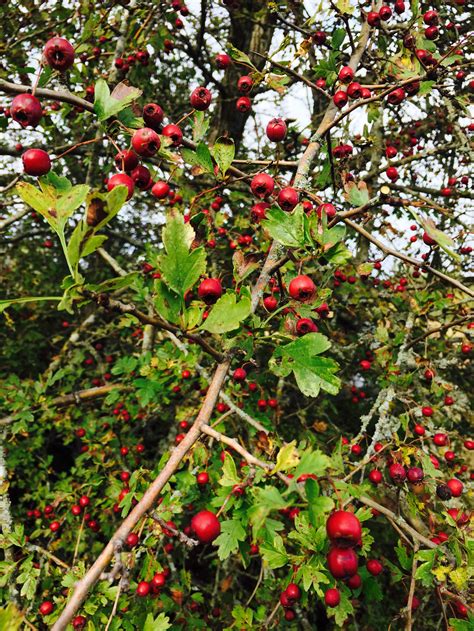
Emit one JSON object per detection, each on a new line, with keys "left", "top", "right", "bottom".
{"left": 271, "top": 441, "right": 300, "bottom": 474}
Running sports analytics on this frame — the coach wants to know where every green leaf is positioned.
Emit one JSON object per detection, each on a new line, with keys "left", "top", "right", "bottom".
{"left": 196, "top": 142, "right": 214, "bottom": 172}
{"left": 215, "top": 520, "right": 247, "bottom": 560}
{"left": 249, "top": 486, "right": 288, "bottom": 534}
{"left": 346, "top": 181, "right": 370, "bottom": 207}
{"left": 227, "top": 43, "right": 256, "bottom": 69}
{"left": 271, "top": 441, "right": 300, "bottom": 474}
{"left": 305, "top": 479, "right": 335, "bottom": 524}
{"left": 315, "top": 158, "right": 332, "bottom": 188}
{"left": 336, "top": 0, "right": 355, "bottom": 14}
{"left": 181, "top": 143, "right": 214, "bottom": 174}
{"left": 201, "top": 291, "right": 251, "bottom": 334}
{"left": 418, "top": 80, "right": 435, "bottom": 96}
{"left": 55, "top": 184, "right": 89, "bottom": 217}
{"left": 15, "top": 182, "right": 56, "bottom": 228}
{"left": 421, "top": 219, "right": 460, "bottom": 262}
{"left": 82, "top": 234, "right": 108, "bottom": 258}
{"left": 324, "top": 241, "right": 352, "bottom": 265}
{"left": 331, "top": 28, "right": 346, "bottom": 50}
{"left": 270, "top": 333, "right": 341, "bottom": 397}
{"left": 332, "top": 589, "right": 355, "bottom": 626}
{"left": 293, "top": 450, "right": 332, "bottom": 479}
{"left": 414, "top": 549, "right": 437, "bottom": 587}
{"left": 448, "top": 619, "right": 473, "bottom": 631}
{"left": 0, "top": 296, "right": 62, "bottom": 314}
{"left": 154, "top": 280, "right": 181, "bottom": 324}
{"left": 0, "top": 604, "right": 24, "bottom": 630}
{"left": 262, "top": 205, "right": 308, "bottom": 248}
{"left": 191, "top": 111, "right": 210, "bottom": 142}
{"left": 395, "top": 545, "right": 412, "bottom": 571}
{"left": 296, "top": 556, "right": 330, "bottom": 591}
{"left": 143, "top": 613, "right": 171, "bottom": 631}
{"left": 260, "top": 534, "right": 288, "bottom": 569}
{"left": 212, "top": 137, "right": 235, "bottom": 176}
{"left": 94, "top": 79, "right": 142, "bottom": 122}
{"left": 220, "top": 455, "right": 240, "bottom": 487}
{"left": 91, "top": 273, "right": 138, "bottom": 294}
{"left": 158, "top": 212, "right": 207, "bottom": 296}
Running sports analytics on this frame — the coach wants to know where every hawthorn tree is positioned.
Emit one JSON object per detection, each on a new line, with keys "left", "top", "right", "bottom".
{"left": 0, "top": 0, "right": 473, "bottom": 629}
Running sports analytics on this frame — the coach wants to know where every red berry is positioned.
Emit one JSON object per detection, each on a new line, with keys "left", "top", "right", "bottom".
{"left": 369, "top": 469, "right": 383, "bottom": 485}
{"left": 190, "top": 86, "right": 212, "bottom": 111}
{"left": 327, "top": 546, "right": 358, "bottom": 579}
{"left": 22, "top": 149, "right": 51, "bottom": 176}
{"left": 266, "top": 117, "right": 287, "bottom": 142}
{"left": 338, "top": 66, "right": 354, "bottom": 83}
{"left": 277, "top": 187, "right": 299, "bottom": 211}
{"left": 196, "top": 472, "right": 209, "bottom": 485}
{"left": 131, "top": 127, "right": 161, "bottom": 157}
{"left": 285, "top": 583, "right": 301, "bottom": 601}
{"left": 136, "top": 581, "right": 150, "bottom": 597}
{"left": 250, "top": 173, "right": 274, "bottom": 198}
{"left": 39, "top": 601, "right": 54, "bottom": 616}
{"left": 288, "top": 275, "right": 316, "bottom": 301}
{"left": 151, "top": 180, "right": 171, "bottom": 199}
{"left": 389, "top": 463, "right": 406, "bottom": 483}
{"left": 446, "top": 478, "right": 463, "bottom": 497}
{"left": 366, "top": 559, "right": 383, "bottom": 576}
{"left": 324, "top": 588, "right": 341, "bottom": 607}
{"left": 198, "top": 278, "right": 223, "bottom": 304}
{"left": 326, "top": 510, "right": 362, "bottom": 547}
{"left": 143, "top": 103, "right": 164, "bottom": 129}
{"left": 43, "top": 37, "right": 75, "bottom": 71}
{"left": 11, "top": 94, "right": 42, "bottom": 128}
{"left": 162, "top": 124, "right": 183, "bottom": 147}
{"left": 190, "top": 510, "right": 221, "bottom": 543}
{"left": 107, "top": 173, "right": 134, "bottom": 200}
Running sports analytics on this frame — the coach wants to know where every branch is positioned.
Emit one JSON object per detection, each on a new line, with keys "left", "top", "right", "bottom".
{"left": 151, "top": 513, "right": 199, "bottom": 548}
{"left": 0, "top": 207, "right": 30, "bottom": 232}
{"left": 405, "top": 316, "right": 471, "bottom": 350}
{"left": 87, "top": 291, "right": 225, "bottom": 362}
{"left": 358, "top": 496, "right": 437, "bottom": 550}
{"left": 201, "top": 424, "right": 289, "bottom": 485}
{"left": 51, "top": 360, "right": 231, "bottom": 631}
{"left": 405, "top": 543, "right": 419, "bottom": 631}
{"left": 0, "top": 384, "right": 127, "bottom": 427}
{"left": 342, "top": 218, "right": 474, "bottom": 298}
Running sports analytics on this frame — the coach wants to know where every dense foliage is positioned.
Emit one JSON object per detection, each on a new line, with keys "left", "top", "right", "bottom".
{"left": 0, "top": 0, "right": 472, "bottom": 629}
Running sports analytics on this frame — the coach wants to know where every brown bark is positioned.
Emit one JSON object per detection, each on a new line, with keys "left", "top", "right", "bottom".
{"left": 209, "top": 1, "right": 276, "bottom": 149}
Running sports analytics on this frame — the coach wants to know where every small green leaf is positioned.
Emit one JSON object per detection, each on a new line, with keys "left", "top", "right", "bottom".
{"left": 191, "top": 111, "right": 210, "bottom": 142}
{"left": 293, "top": 450, "right": 332, "bottom": 479}
{"left": 215, "top": 520, "right": 247, "bottom": 560}
{"left": 418, "top": 80, "right": 435, "bottom": 96}
{"left": 331, "top": 28, "right": 346, "bottom": 50}
{"left": 270, "top": 333, "right": 341, "bottom": 397}
{"left": 227, "top": 44, "right": 256, "bottom": 69}
{"left": 346, "top": 181, "right": 370, "bottom": 207}
{"left": 262, "top": 205, "right": 308, "bottom": 248}
{"left": 212, "top": 137, "right": 235, "bottom": 176}
{"left": 201, "top": 291, "right": 251, "bottom": 334}
{"left": 143, "top": 613, "right": 171, "bottom": 631}
{"left": 0, "top": 296, "right": 62, "bottom": 314}
{"left": 94, "top": 79, "right": 142, "bottom": 122}
{"left": 158, "top": 212, "right": 207, "bottom": 296}
{"left": 154, "top": 280, "right": 181, "bottom": 324}
{"left": 260, "top": 534, "right": 288, "bottom": 569}
{"left": 181, "top": 143, "right": 214, "bottom": 174}
{"left": 324, "top": 242, "right": 352, "bottom": 265}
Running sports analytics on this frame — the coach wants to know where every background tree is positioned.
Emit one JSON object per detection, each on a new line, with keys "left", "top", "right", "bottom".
{"left": 0, "top": 0, "right": 472, "bottom": 629}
